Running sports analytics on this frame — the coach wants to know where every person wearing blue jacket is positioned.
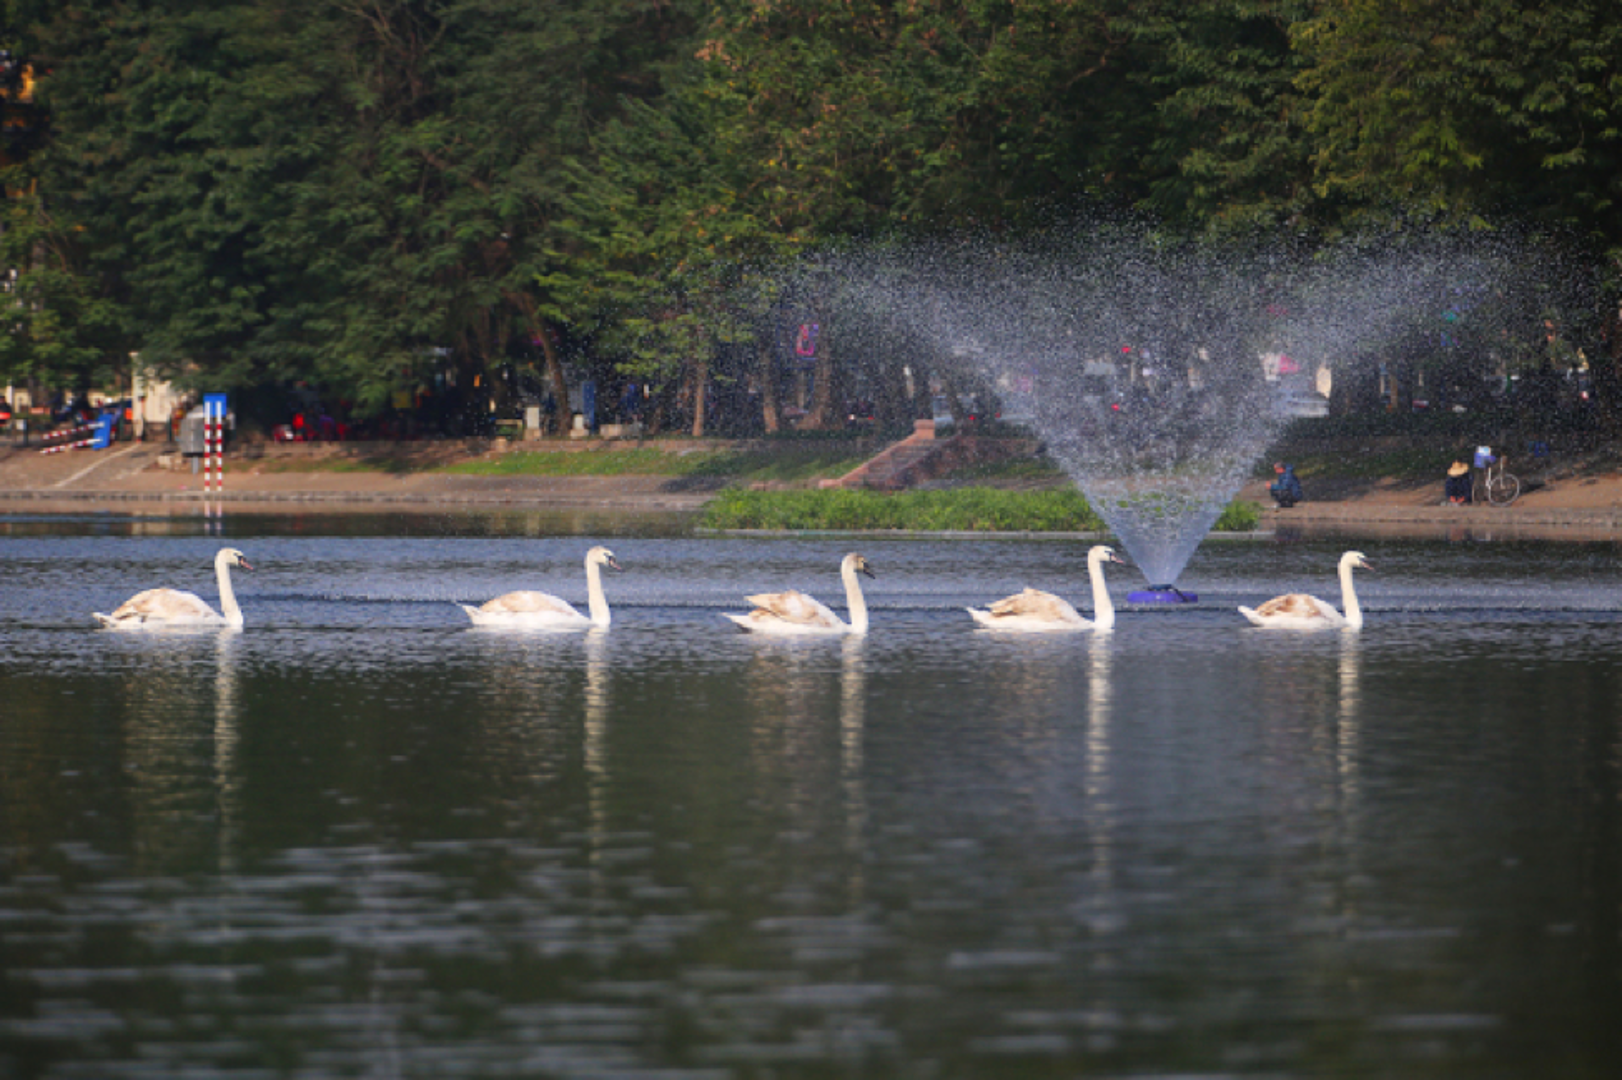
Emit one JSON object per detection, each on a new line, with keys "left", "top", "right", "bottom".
{"left": 1269, "top": 462, "right": 1303, "bottom": 508}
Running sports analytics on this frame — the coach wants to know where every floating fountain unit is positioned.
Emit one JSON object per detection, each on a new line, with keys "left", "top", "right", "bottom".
{"left": 1127, "top": 585, "right": 1199, "bottom": 605}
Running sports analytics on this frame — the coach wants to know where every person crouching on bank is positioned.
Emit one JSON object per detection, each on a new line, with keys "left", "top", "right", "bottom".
{"left": 1270, "top": 462, "right": 1303, "bottom": 508}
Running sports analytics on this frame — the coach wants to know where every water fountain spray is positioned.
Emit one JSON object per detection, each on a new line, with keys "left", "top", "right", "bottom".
{"left": 789, "top": 221, "right": 1582, "bottom": 599}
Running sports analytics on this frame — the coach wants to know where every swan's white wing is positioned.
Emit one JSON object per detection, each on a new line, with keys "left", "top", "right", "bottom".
{"left": 743, "top": 589, "right": 844, "bottom": 629}
{"left": 100, "top": 588, "right": 220, "bottom": 625}
{"left": 476, "top": 591, "right": 583, "bottom": 618}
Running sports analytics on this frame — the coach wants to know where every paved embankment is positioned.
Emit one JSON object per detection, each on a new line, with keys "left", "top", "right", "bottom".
{"left": 7, "top": 439, "right": 1622, "bottom": 538}
{"left": 0, "top": 441, "right": 720, "bottom": 511}
{"left": 1239, "top": 476, "right": 1622, "bottom": 540}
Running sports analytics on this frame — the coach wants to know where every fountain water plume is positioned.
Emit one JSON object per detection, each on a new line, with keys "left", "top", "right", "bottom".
{"left": 795, "top": 221, "right": 1580, "bottom": 590}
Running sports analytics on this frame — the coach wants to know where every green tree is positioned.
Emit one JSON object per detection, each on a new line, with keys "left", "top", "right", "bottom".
{"left": 2, "top": 0, "right": 132, "bottom": 393}
{"left": 0, "top": 187, "right": 130, "bottom": 391}
{"left": 23, "top": 1, "right": 340, "bottom": 394}
{"left": 20, "top": 0, "right": 698, "bottom": 424}
{"left": 293, "top": 0, "right": 701, "bottom": 426}
{"left": 1123, "top": 0, "right": 1317, "bottom": 231}
{"left": 615, "top": 1, "right": 1149, "bottom": 432}
{"left": 1296, "top": 0, "right": 1622, "bottom": 246}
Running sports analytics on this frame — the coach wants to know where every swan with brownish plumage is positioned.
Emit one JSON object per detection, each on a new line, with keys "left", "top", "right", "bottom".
{"left": 1239, "top": 550, "right": 1371, "bottom": 630}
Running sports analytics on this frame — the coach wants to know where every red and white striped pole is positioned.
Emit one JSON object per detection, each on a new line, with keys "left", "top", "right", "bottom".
{"left": 39, "top": 436, "right": 96, "bottom": 454}
{"left": 204, "top": 395, "right": 225, "bottom": 494}
{"left": 38, "top": 421, "right": 97, "bottom": 449}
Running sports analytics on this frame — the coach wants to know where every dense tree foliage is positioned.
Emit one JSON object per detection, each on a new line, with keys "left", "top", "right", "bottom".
{"left": 2, "top": 0, "right": 1619, "bottom": 431}
{"left": 1297, "top": 0, "right": 1622, "bottom": 236}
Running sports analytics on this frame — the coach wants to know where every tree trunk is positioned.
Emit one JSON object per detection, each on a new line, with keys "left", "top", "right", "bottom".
{"left": 504, "top": 291, "right": 570, "bottom": 434}
{"left": 1596, "top": 306, "right": 1622, "bottom": 436}
{"left": 758, "top": 343, "right": 780, "bottom": 434}
{"left": 535, "top": 323, "right": 571, "bottom": 435}
{"left": 803, "top": 336, "right": 837, "bottom": 431}
{"left": 691, "top": 357, "right": 708, "bottom": 438}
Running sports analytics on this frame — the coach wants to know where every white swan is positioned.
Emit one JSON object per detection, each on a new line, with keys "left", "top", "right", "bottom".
{"left": 459, "top": 545, "right": 622, "bottom": 630}
{"left": 94, "top": 547, "right": 254, "bottom": 630}
{"left": 968, "top": 544, "right": 1126, "bottom": 632}
{"left": 1239, "top": 550, "right": 1372, "bottom": 630}
{"left": 725, "top": 552, "right": 875, "bottom": 635}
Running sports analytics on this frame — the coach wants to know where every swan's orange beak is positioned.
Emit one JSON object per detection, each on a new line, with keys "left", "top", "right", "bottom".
{"left": 238, "top": 558, "right": 254, "bottom": 572}
{"left": 605, "top": 555, "right": 623, "bottom": 571}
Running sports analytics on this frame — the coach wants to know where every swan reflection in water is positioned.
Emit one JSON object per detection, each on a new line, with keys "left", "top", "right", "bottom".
{"left": 109, "top": 631, "right": 236, "bottom": 875}
{"left": 1336, "top": 629, "right": 1362, "bottom": 800}
{"left": 584, "top": 629, "right": 610, "bottom": 873}
{"left": 840, "top": 636, "right": 867, "bottom": 900}
{"left": 1079, "top": 636, "right": 1123, "bottom": 934}
{"left": 214, "top": 629, "right": 243, "bottom": 875}
{"left": 734, "top": 634, "right": 872, "bottom": 900}
{"left": 462, "top": 630, "right": 585, "bottom": 796}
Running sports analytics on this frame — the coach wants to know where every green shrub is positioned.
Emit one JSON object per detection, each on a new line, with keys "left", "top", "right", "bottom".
{"left": 700, "top": 487, "right": 1106, "bottom": 532}
{"left": 702, "top": 486, "right": 1262, "bottom": 533}
{"left": 1213, "top": 500, "right": 1262, "bottom": 532}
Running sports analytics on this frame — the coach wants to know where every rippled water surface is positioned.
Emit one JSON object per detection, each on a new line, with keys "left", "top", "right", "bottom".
{"left": 3, "top": 510, "right": 1621, "bottom": 1078}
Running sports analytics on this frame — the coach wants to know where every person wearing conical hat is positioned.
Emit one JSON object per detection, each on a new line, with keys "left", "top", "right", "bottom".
{"left": 1445, "top": 460, "right": 1472, "bottom": 505}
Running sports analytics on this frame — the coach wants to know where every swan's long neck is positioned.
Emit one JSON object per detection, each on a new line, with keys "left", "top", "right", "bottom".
{"left": 215, "top": 553, "right": 243, "bottom": 626}
{"left": 585, "top": 558, "right": 611, "bottom": 628}
{"left": 1089, "top": 552, "right": 1115, "bottom": 630}
{"left": 1339, "top": 560, "right": 1363, "bottom": 630}
{"left": 842, "top": 561, "right": 869, "bottom": 634}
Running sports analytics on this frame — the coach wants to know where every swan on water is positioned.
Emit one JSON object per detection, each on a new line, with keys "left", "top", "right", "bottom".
{"left": 967, "top": 544, "right": 1126, "bottom": 631}
{"left": 1239, "top": 550, "right": 1372, "bottom": 630}
{"left": 459, "top": 545, "right": 622, "bottom": 630}
{"left": 725, "top": 553, "right": 875, "bottom": 635}
{"left": 93, "top": 547, "right": 254, "bottom": 630}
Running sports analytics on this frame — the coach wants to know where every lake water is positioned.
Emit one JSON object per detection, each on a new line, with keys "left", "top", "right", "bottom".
{"left": 3, "top": 510, "right": 1620, "bottom": 1078}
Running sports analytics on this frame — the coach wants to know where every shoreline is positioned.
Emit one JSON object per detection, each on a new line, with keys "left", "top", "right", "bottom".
{"left": 0, "top": 488, "right": 712, "bottom": 512}
{"left": 6, "top": 491, "right": 1619, "bottom": 543}
{"left": 6, "top": 438, "right": 1622, "bottom": 541}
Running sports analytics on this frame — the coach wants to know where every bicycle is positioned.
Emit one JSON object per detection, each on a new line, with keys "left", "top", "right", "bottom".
{"left": 1474, "top": 454, "right": 1520, "bottom": 507}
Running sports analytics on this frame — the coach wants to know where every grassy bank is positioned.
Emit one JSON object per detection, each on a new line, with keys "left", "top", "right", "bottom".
{"left": 441, "top": 446, "right": 873, "bottom": 482}
{"left": 248, "top": 444, "right": 873, "bottom": 482}
{"left": 701, "top": 487, "right": 1263, "bottom": 533}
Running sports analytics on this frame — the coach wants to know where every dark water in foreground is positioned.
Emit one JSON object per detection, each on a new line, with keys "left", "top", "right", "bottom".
{"left": 2, "top": 512, "right": 1621, "bottom": 1078}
